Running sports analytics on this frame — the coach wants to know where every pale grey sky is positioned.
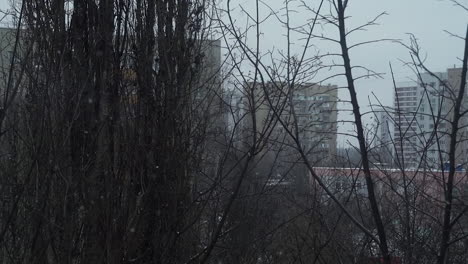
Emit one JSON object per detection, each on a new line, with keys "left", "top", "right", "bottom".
{"left": 1, "top": 0, "right": 466, "bottom": 146}
{"left": 221, "top": 0, "right": 467, "bottom": 145}
{"left": 332, "top": 0, "right": 467, "bottom": 145}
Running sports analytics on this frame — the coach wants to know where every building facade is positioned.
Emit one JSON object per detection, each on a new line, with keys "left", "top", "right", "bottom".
{"left": 394, "top": 81, "right": 420, "bottom": 168}
{"left": 394, "top": 68, "right": 467, "bottom": 169}
{"left": 239, "top": 81, "right": 338, "bottom": 192}
{"left": 372, "top": 108, "right": 394, "bottom": 166}
{"left": 243, "top": 82, "right": 338, "bottom": 164}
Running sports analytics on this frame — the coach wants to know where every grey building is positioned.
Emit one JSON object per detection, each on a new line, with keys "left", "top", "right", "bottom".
{"left": 394, "top": 81, "right": 419, "bottom": 168}
{"left": 240, "top": 81, "right": 338, "bottom": 191}
{"left": 0, "top": 27, "right": 24, "bottom": 97}
{"left": 394, "top": 68, "right": 467, "bottom": 169}
{"left": 372, "top": 107, "right": 394, "bottom": 166}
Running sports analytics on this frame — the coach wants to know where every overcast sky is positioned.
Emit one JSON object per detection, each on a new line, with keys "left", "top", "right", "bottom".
{"left": 328, "top": 0, "right": 467, "bottom": 145}
{"left": 223, "top": 0, "right": 467, "bottom": 146}
{"left": 0, "top": 0, "right": 466, "bottom": 146}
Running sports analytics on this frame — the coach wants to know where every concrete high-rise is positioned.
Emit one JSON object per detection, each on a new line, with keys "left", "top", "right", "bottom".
{"left": 372, "top": 108, "right": 394, "bottom": 166}
{"left": 394, "top": 68, "right": 467, "bottom": 169}
{"left": 243, "top": 82, "right": 338, "bottom": 165}
{"left": 394, "top": 81, "right": 419, "bottom": 168}
{"left": 239, "top": 82, "right": 338, "bottom": 193}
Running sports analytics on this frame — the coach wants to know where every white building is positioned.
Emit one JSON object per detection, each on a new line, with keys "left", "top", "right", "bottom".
{"left": 394, "top": 68, "right": 466, "bottom": 169}
{"left": 394, "top": 81, "right": 420, "bottom": 168}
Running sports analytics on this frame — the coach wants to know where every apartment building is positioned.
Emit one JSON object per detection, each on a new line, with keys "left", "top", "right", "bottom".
{"left": 394, "top": 81, "right": 420, "bottom": 167}
{"left": 394, "top": 68, "right": 467, "bottom": 169}
{"left": 372, "top": 108, "right": 394, "bottom": 166}
{"left": 242, "top": 82, "right": 338, "bottom": 166}
{"left": 0, "top": 27, "right": 24, "bottom": 96}
{"left": 290, "top": 84, "right": 338, "bottom": 161}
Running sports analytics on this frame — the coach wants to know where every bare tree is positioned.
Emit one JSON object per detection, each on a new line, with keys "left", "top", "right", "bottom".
{"left": 0, "top": 0, "right": 467, "bottom": 264}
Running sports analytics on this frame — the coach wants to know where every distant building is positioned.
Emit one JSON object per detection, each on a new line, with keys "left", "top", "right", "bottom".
{"left": 195, "top": 39, "right": 228, "bottom": 174}
{"left": 372, "top": 107, "right": 394, "bottom": 167}
{"left": 0, "top": 27, "right": 24, "bottom": 95}
{"left": 310, "top": 166, "right": 468, "bottom": 263}
{"left": 393, "top": 81, "right": 420, "bottom": 168}
{"left": 240, "top": 82, "right": 338, "bottom": 192}
{"left": 291, "top": 85, "right": 338, "bottom": 161}
{"left": 394, "top": 68, "right": 467, "bottom": 169}
{"left": 243, "top": 82, "right": 338, "bottom": 164}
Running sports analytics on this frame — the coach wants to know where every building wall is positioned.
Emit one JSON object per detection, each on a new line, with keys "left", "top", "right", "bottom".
{"left": 0, "top": 27, "right": 22, "bottom": 95}
{"left": 373, "top": 108, "right": 394, "bottom": 166}
{"left": 243, "top": 82, "right": 338, "bottom": 164}
{"left": 239, "top": 81, "right": 338, "bottom": 194}
{"left": 394, "top": 68, "right": 467, "bottom": 169}
{"left": 394, "top": 81, "right": 419, "bottom": 168}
